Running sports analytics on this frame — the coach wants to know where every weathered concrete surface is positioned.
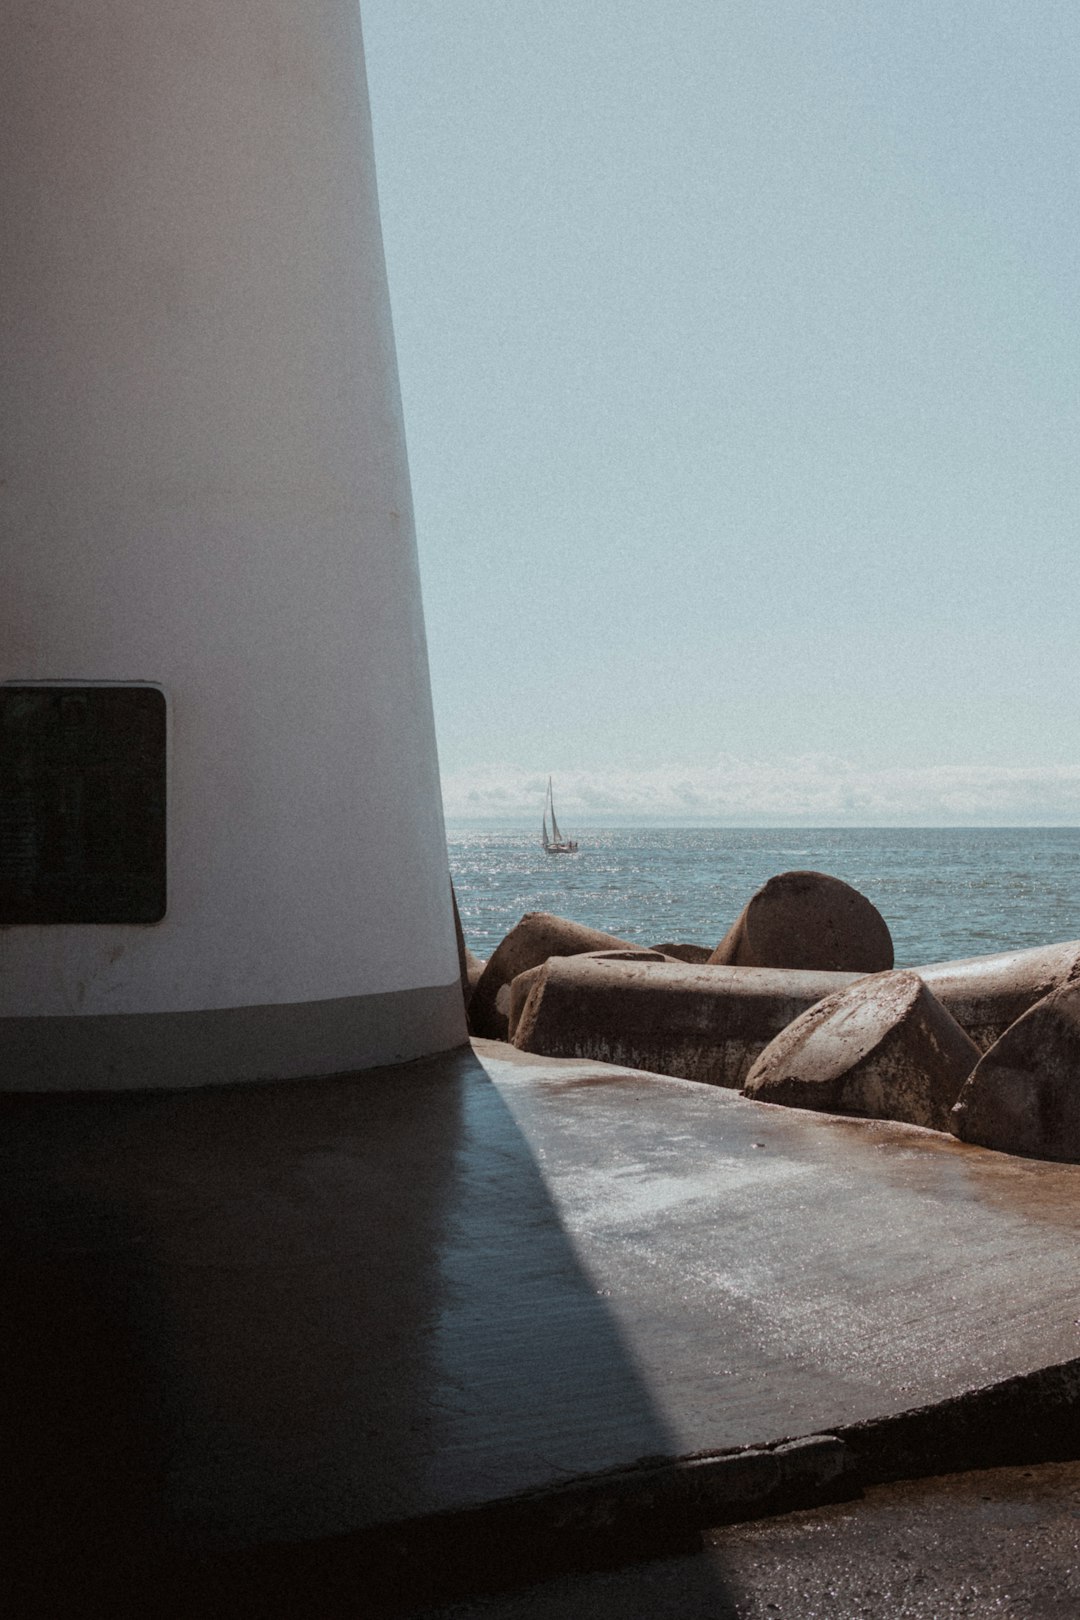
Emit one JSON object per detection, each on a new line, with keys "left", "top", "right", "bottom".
{"left": 508, "top": 962, "right": 547, "bottom": 1041}
{"left": 709, "top": 871, "right": 893, "bottom": 974}
{"left": 512, "top": 956, "right": 858, "bottom": 1086}
{"left": 470, "top": 913, "right": 635, "bottom": 1038}
{"left": 650, "top": 942, "right": 714, "bottom": 964}
{"left": 918, "top": 939, "right": 1080, "bottom": 1051}
{"left": 5, "top": 1037, "right": 1080, "bottom": 1596}
{"left": 742, "top": 970, "right": 979, "bottom": 1131}
{"left": 582, "top": 949, "right": 675, "bottom": 962}
{"left": 951, "top": 977, "right": 1080, "bottom": 1161}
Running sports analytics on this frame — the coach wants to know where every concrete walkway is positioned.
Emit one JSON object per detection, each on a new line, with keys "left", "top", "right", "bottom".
{"left": 4, "top": 1037, "right": 1080, "bottom": 1606}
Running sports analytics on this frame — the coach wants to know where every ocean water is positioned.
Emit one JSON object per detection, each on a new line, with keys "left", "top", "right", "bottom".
{"left": 448, "top": 826, "right": 1080, "bottom": 967}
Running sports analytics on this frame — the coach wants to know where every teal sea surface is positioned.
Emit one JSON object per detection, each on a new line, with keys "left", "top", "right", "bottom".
{"left": 448, "top": 826, "right": 1080, "bottom": 966}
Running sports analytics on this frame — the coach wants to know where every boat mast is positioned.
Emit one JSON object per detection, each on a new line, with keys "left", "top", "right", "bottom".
{"left": 541, "top": 776, "right": 578, "bottom": 852}
{"left": 548, "top": 776, "right": 563, "bottom": 845}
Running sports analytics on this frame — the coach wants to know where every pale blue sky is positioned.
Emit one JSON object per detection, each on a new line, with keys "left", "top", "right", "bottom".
{"left": 361, "top": 2, "right": 1080, "bottom": 822}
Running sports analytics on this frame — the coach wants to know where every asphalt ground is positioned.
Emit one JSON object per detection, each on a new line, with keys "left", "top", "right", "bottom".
{"left": 415, "top": 1460, "right": 1080, "bottom": 1620}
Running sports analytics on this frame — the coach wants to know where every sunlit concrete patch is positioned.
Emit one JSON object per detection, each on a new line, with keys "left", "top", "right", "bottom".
{"left": 476, "top": 1039, "right": 1080, "bottom": 1444}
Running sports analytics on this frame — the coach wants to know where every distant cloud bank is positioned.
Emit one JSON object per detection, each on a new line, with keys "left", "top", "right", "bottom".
{"left": 441, "top": 758, "right": 1080, "bottom": 825}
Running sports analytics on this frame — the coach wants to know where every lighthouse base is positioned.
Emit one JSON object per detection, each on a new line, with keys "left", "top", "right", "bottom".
{"left": 0, "top": 982, "right": 466, "bottom": 1092}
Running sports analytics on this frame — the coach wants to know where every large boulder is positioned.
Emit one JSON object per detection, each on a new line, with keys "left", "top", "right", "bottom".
{"left": 950, "top": 979, "right": 1080, "bottom": 1162}
{"left": 917, "top": 941, "right": 1080, "bottom": 1052}
{"left": 469, "top": 912, "right": 636, "bottom": 1039}
{"left": 742, "top": 970, "right": 980, "bottom": 1132}
{"left": 709, "top": 871, "right": 893, "bottom": 974}
{"left": 511, "top": 956, "right": 857, "bottom": 1088}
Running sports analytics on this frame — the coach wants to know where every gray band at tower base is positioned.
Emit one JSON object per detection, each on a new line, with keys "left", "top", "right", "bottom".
{"left": 0, "top": 981, "right": 467, "bottom": 1092}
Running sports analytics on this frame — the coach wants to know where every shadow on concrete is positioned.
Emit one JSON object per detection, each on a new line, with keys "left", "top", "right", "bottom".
{"left": 0, "top": 1047, "right": 738, "bottom": 1616}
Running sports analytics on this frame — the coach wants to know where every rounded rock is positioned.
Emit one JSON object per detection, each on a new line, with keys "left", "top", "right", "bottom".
{"left": 709, "top": 871, "right": 893, "bottom": 974}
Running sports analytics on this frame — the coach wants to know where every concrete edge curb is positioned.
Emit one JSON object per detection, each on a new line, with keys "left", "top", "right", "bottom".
{"left": 835, "top": 1352, "right": 1080, "bottom": 1486}
{"left": 175, "top": 1435, "right": 856, "bottom": 1614}
{"left": 170, "top": 1356, "right": 1080, "bottom": 1614}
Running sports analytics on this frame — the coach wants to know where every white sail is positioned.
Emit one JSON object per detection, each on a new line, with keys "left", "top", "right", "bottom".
{"left": 541, "top": 776, "right": 578, "bottom": 854}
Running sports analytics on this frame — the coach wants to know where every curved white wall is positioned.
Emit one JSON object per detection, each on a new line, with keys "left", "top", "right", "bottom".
{"left": 0, "top": 1, "right": 465, "bottom": 1084}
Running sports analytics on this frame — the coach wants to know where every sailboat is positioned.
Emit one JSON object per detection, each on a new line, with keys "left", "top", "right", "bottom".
{"left": 541, "top": 776, "right": 579, "bottom": 854}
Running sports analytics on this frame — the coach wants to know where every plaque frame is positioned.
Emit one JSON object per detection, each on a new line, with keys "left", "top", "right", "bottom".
{"left": 0, "top": 682, "right": 167, "bottom": 925}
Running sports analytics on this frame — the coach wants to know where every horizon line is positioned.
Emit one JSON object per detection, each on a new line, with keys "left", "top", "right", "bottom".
{"left": 443, "top": 817, "right": 1080, "bottom": 830}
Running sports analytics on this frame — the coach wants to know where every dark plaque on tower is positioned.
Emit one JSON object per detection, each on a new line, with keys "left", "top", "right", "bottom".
{"left": 0, "top": 685, "right": 167, "bottom": 924}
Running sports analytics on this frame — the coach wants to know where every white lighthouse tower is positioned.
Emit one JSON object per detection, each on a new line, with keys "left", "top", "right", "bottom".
{"left": 0, "top": 2, "right": 466, "bottom": 1088}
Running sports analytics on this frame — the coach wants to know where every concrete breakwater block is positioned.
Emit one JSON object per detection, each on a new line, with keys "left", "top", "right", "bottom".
{"left": 951, "top": 978, "right": 1080, "bottom": 1162}
{"left": 742, "top": 970, "right": 980, "bottom": 1132}
{"left": 464, "top": 948, "right": 487, "bottom": 1007}
{"left": 709, "top": 870, "right": 894, "bottom": 974}
{"left": 506, "top": 949, "right": 675, "bottom": 1042}
{"left": 470, "top": 913, "right": 636, "bottom": 1039}
{"left": 511, "top": 957, "right": 857, "bottom": 1087}
{"left": 649, "top": 941, "right": 714, "bottom": 963}
{"left": 917, "top": 940, "right": 1080, "bottom": 1052}
{"left": 451, "top": 885, "right": 486, "bottom": 1015}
